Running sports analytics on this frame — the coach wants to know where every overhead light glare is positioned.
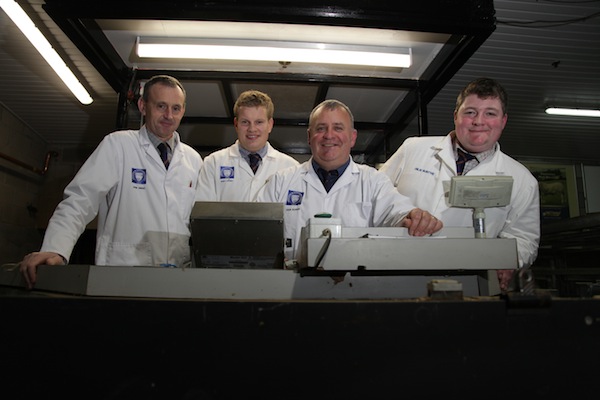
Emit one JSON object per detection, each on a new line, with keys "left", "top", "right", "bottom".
{"left": 545, "top": 107, "right": 600, "bottom": 118}
{"left": 0, "top": 0, "right": 93, "bottom": 105}
{"left": 136, "top": 37, "right": 412, "bottom": 68}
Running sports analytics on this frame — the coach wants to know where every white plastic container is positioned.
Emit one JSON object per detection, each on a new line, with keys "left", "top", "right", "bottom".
{"left": 306, "top": 217, "right": 342, "bottom": 238}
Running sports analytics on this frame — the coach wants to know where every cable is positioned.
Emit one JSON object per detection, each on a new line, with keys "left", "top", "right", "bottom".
{"left": 498, "top": 10, "right": 600, "bottom": 28}
{"left": 541, "top": 0, "right": 600, "bottom": 3}
{"left": 314, "top": 228, "right": 332, "bottom": 269}
{"left": 1, "top": 263, "right": 20, "bottom": 271}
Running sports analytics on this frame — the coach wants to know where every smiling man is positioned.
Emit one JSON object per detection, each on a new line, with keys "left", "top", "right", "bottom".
{"left": 256, "top": 99, "right": 442, "bottom": 262}
{"left": 19, "top": 75, "right": 203, "bottom": 288}
{"left": 379, "top": 77, "right": 541, "bottom": 292}
{"left": 196, "top": 90, "right": 298, "bottom": 201}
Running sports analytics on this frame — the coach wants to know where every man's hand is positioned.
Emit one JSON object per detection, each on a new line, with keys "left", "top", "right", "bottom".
{"left": 497, "top": 269, "right": 515, "bottom": 292}
{"left": 19, "top": 252, "right": 65, "bottom": 289}
{"left": 401, "top": 208, "right": 443, "bottom": 236}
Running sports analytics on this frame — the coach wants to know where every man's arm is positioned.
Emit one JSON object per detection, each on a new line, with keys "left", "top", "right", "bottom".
{"left": 22, "top": 134, "right": 122, "bottom": 287}
{"left": 499, "top": 176, "right": 541, "bottom": 268}
{"left": 195, "top": 154, "right": 219, "bottom": 201}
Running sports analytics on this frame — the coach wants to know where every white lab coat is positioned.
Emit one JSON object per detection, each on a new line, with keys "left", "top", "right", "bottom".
{"left": 379, "top": 134, "right": 540, "bottom": 268}
{"left": 41, "top": 127, "right": 203, "bottom": 267}
{"left": 256, "top": 158, "right": 416, "bottom": 261}
{"left": 196, "top": 141, "right": 299, "bottom": 201}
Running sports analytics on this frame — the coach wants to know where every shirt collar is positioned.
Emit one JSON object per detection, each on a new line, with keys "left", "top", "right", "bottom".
{"left": 147, "top": 128, "right": 177, "bottom": 150}
{"left": 311, "top": 157, "right": 351, "bottom": 176}
{"left": 238, "top": 142, "right": 268, "bottom": 161}
{"left": 453, "top": 138, "right": 496, "bottom": 163}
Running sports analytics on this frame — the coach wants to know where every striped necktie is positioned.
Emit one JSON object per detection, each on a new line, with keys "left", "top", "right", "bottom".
{"left": 157, "top": 142, "right": 170, "bottom": 169}
{"left": 456, "top": 148, "right": 476, "bottom": 175}
{"left": 249, "top": 153, "right": 261, "bottom": 174}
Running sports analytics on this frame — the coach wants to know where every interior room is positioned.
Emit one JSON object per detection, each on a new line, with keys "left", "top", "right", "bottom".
{"left": 0, "top": 1, "right": 599, "bottom": 398}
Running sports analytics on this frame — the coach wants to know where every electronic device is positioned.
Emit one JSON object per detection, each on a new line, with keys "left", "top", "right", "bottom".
{"left": 190, "top": 201, "right": 284, "bottom": 269}
{"left": 448, "top": 175, "right": 513, "bottom": 238}
{"left": 448, "top": 175, "right": 513, "bottom": 208}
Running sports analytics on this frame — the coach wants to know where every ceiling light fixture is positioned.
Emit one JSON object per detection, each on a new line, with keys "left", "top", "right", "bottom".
{"left": 545, "top": 107, "right": 600, "bottom": 118}
{"left": 0, "top": 0, "right": 93, "bottom": 105}
{"left": 136, "top": 37, "right": 412, "bottom": 68}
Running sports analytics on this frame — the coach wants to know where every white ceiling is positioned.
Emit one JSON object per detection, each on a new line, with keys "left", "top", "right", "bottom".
{"left": 101, "top": 19, "right": 447, "bottom": 77}
{"left": 0, "top": 0, "right": 599, "bottom": 166}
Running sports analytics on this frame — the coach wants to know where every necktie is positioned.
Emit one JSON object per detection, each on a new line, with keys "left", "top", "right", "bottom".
{"left": 456, "top": 148, "right": 477, "bottom": 175}
{"left": 157, "top": 142, "right": 170, "bottom": 169}
{"left": 317, "top": 168, "right": 339, "bottom": 192}
{"left": 248, "top": 153, "right": 261, "bottom": 174}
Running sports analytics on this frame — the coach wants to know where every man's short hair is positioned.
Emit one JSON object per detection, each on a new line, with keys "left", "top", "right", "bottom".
{"left": 308, "top": 99, "right": 355, "bottom": 130}
{"left": 456, "top": 77, "right": 508, "bottom": 114}
{"left": 233, "top": 90, "right": 275, "bottom": 119}
{"left": 142, "top": 75, "right": 186, "bottom": 103}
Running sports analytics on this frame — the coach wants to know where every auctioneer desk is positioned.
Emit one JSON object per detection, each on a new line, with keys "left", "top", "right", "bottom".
{"left": 0, "top": 226, "right": 588, "bottom": 399}
{"left": 0, "top": 226, "right": 519, "bottom": 300}
{"left": 0, "top": 285, "right": 598, "bottom": 400}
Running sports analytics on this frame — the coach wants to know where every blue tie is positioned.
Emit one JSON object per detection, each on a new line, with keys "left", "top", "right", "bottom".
{"left": 456, "top": 148, "right": 476, "bottom": 175}
{"left": 317, "top": 168, "right": 339, "bottom": 192}
{"left": 158, "top": 143, "right": 170, "bottom": 169}
{"left": 249, "top": 153, "right": 261, "bottom": 174}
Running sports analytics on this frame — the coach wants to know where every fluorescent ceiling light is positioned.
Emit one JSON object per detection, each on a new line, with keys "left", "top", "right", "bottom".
{"left": 136, "top": 37, "right": 412, "bottom": 68}
{"left": 0, "top": 0, "right": 93, "bottom": 105}
{"left": 545, "top": 107, "right": 600, "bottom": 118}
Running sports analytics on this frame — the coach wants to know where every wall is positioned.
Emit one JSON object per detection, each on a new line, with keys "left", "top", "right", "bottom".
{"left": 0, "top": 103, "right": 47, "bottom": 266}
{"left": 583, "top": 166, "right": 600, "bottom": 214}
{"left": 33, "top": 144, "right": 96, "bottom": 227}
{"left": 0, "top": 102, "right": 97, "bottom": 266}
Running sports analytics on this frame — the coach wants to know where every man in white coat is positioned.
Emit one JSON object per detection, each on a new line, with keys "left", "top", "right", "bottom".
{"left": 20, "top": 75, "right": 203, "bottom": 288}
{"left": 256, "top": 99, "right": 443, "bottom": 263}
{"left": 379, "top": 77, "right": 540, "bottom": 292}
{"left": 196, "top": 90, "right": 298, "bottom": 201}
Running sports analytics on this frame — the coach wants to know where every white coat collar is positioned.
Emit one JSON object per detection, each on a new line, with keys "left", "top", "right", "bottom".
{"left": 229, "top": 140, "right": 274, "bottom": 159}
{"left": 442, "top": 131, "right": 506, "bottom": 175}
{"left": 302, "top": 156, "right": 358, "bottom": 194}
{"left": 139, "top": 126, "right": 181, "bottom": 148}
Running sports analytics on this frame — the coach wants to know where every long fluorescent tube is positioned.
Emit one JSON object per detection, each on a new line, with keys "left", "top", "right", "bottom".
{"left": 0, "top": 0, "right": 93, "bottom": 105}
{"left": 137, "top": 37, "right": 412, "bottom": 68}
{"left": 545, "top": 107, "right": 600, "bottom": 118}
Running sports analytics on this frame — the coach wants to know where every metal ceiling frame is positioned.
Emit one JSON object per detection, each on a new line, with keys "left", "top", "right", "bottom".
{"left": 42, "top": 0, "right": 496, "bottom": 163}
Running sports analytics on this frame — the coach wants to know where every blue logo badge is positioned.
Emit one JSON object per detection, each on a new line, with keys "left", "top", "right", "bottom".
{"left": 286, "top": 190, "right": 304, "bottom": 205}
{"left": 220, "top": 166, "right": 235, "bottom": 179}
{"left": 131, "top": 168, "right": 146, "bottom": 184}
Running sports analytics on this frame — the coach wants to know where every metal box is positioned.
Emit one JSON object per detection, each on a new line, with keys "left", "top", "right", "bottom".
{"left": 190, "top": 201, "right": 284, "bottom": 269}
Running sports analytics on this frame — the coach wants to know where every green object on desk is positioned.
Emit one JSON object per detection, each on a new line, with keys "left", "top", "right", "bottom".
{"left": 314, "top": 213, "right": 332, "bottom": 218}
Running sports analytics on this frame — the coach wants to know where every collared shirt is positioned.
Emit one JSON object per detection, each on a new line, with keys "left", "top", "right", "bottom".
{"left": 238, "top": 144, "right": 268, "bottom": 167}
{"left": 311, "top": 158, "right": 351, "bottom": 191}
{"left": 454, "top": 143, "right": 496, "bottom": 175}
{"left": 147, "top": 130, "right": 177, "bottom": 163}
